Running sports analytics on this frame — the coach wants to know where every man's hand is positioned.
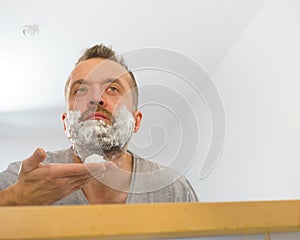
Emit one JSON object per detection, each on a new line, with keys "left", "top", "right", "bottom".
{"left": 3, "top": 148, "right": 115, "bottom": 206}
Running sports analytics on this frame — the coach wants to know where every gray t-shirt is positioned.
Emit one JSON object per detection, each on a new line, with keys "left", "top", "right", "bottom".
{"left": 0, "top": 148, "right": 198, "bottom": 204}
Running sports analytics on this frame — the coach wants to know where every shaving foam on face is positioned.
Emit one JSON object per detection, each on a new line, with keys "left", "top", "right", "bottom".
{"left": 64, "top": 105, "right": 135, "bottom": 162}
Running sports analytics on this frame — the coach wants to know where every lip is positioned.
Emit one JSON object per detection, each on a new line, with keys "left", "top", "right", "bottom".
{"left": 84, "top": 112, "right": 109, "bottom": 121}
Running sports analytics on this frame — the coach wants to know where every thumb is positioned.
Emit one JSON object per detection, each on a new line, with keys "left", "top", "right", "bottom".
{"left": 21, "top": 148, "right": 47, "bottom": 173}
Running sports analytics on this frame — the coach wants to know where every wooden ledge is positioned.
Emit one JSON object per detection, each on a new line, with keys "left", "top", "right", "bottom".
{"left": 0, "top": 200, "right": 300, "bottom": 239}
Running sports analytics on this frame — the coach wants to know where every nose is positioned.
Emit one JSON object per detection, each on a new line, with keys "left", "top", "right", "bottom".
{"left": 88, "top": 85, "right": 106, "bottom": 107}
{"left": 89, "top": 99, "right": 104, "bottom": 106}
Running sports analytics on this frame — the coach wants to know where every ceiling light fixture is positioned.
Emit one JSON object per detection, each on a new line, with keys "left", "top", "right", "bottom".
{"left": 22, "top": 24, "right": 39, "bottom": 37}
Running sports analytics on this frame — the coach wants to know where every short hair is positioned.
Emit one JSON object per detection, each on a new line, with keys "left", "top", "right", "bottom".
{"left": 64, "top": 44, "right": 138, "bottom": 110}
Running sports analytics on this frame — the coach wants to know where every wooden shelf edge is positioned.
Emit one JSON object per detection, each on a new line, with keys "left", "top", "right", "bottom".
{"left": 1, "top": 200, "right": 300, "bottom": 239}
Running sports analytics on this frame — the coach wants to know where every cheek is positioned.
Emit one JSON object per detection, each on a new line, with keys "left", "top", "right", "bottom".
{"left": 111, "top": 96, "right": 132, "bottom": 112}
{"left": 68, "top": 97, "right": 87, "bottom": 112}
{"left": 116, "top": 93, "right": 132, "bottom": 105}
{"left": 106, "top": 98, "right": 119, "bottom": 113}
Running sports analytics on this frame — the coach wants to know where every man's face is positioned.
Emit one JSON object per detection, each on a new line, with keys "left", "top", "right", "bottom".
{"left": 62, "top": 57, "right": 142, "bottom": 160}
{"left": 66, "top": 58, "right": 135, "bottom": 124}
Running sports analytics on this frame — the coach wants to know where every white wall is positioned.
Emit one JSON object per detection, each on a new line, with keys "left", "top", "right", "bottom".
{"left": 0, "top": 107, "right": 69, "bottom": 169}
{"left": 187, "top": 0, "right": 300, "bottom": 201}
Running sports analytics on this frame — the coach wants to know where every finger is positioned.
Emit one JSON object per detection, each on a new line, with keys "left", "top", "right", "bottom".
{"left": 50, "top": 164, "right": 89, "bottom": 177}
{"left": 54, "top": 162, "right": 110, "bottom": 177}
{"left": 61, "top": 164, "right": 117, "bottom": 192}
{"left": 85, "top": 161, "right": 117, "bottom": 177}
{"left": 86, "top": 161, "right": 116, "bottom": 170}
{"left": 60, "top": 175, "right": 96, "bottom": 196}
{"left": 21, "top": 148, "right": 46, "bottom": 173}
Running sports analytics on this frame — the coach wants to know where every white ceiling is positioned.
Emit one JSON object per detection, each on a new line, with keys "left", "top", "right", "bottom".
{"left": 0, "top": 0, "right": 266, "bottom": 133}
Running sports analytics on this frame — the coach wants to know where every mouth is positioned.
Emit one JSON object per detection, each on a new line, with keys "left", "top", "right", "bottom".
{"left": 83, "top": 112, "right": 109, "bottom": 121}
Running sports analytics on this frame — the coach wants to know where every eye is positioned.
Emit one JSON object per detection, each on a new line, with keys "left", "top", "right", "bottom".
{"left": 106, "top": 86, "right": 120, "bottom": 93}
{"left": 74, "top": 87, "right": 88, "bottom": 96}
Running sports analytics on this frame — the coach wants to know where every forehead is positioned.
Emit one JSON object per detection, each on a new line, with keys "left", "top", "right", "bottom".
{"left": 69, "top": 58, "right": 131, "bottom": 88}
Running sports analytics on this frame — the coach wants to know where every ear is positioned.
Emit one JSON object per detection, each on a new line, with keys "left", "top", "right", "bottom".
{"left": 62, "top": 113, "right": 67, "bottom": 132}
{"left": 133, "top": 111, "right": 142, "bottom": 133}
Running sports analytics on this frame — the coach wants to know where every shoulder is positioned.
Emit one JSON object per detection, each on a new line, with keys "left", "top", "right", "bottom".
{"left": 133, "top": 154, "right": 160, "bottom": 172}
{"left": 129, "top": 154, "right": 198, "bottom": 203}
{"left": 0, "top": 161, "right": 22, "bottom": 190}
{"left": 158, "top": 165, "right": 198, "bottom": 202}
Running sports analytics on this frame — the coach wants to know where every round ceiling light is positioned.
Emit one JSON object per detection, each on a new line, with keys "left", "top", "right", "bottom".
{"left": 22, "top": 25, "right": 39, "bottom": 37}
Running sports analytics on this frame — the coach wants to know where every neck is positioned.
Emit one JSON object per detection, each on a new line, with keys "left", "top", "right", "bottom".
{"left": 72, "top": 147, "right": 134, "bottom": 204}
{"left": 72, "top": 147, "right": 132, "bottom": 170}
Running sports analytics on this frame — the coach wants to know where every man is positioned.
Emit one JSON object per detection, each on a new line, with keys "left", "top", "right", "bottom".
{"left": 0, "top": 44, "right": 198, "bottom": 205}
